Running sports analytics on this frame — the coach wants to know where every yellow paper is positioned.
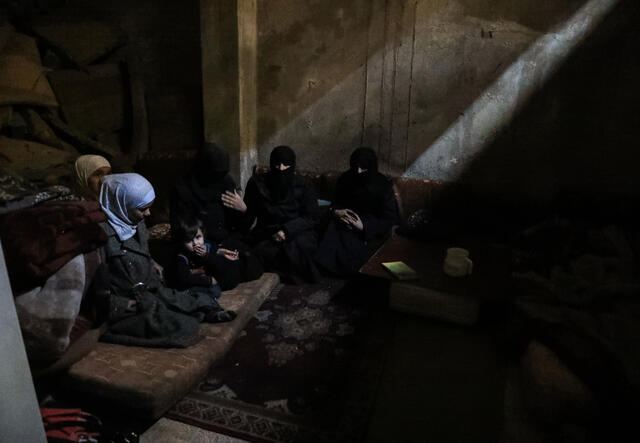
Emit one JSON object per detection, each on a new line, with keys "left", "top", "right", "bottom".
{"left": 381, "top": 261, "right": 418, "bottom": 280}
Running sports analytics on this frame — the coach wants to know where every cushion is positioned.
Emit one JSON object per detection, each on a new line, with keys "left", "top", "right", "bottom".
{"left": 63, "top": 273, "right": 280, "bottom": 419}
{"left": 520, "top": 340, "right": 599, "bottom": 424}
{"left": 15, "top": 254, "right": 86, "bottom": 364}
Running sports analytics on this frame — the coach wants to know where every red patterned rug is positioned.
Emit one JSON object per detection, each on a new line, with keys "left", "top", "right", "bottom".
{"left": 166, "top": 278, "right": 391, "bottom": 442}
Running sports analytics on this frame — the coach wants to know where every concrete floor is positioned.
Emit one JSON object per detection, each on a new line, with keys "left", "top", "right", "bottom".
{"left": 365, "top": 313, "right": 508, "bottom": 443}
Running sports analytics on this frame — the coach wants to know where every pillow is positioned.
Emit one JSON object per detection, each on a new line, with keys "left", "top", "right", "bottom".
{"left": 15, "top": 254, "right": 86, "bottom": 365}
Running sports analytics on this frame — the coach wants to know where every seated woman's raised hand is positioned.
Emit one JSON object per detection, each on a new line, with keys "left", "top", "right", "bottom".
{"left": 343, "top": 209, "right": 364, "bottom": 231}
{"left": 333, "top": 209, "right": 351, "bottom": 227}
{"left": 217, "top": 247, "right": 240, "bottom": 261}
{"left": 221, "top": 189, "right": 247, "bottom": 213}
{"left": 272, "top": 230, "right": 286, "bottom": 242}
{"left": 333, "top": 208, "right": 363, "bottom": 230}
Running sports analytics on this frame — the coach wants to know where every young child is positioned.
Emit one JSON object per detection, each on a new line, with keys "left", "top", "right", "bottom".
{"left": 172, "top": 215, "right": 228, "bottom": 299}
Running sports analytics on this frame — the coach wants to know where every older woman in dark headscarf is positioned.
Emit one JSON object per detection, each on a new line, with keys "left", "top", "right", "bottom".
{"left": 314, "top": 147, "right": 396, "bottom": 276}
{"left": 93, "top": 173, "right": 236, "bottom": 348}
{"left": 170, "top": 143, "right": 262, "bottom": 290}
{"left": 243, "top": 145, "right": 321, "bottom": 283}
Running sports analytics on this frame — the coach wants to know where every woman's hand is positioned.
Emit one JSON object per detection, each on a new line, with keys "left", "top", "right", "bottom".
{"left": 152, "top": 259, "right": 165, "bottom": 281}
{"left": 334, "top": 208, "right": 353, "bottom": 229}
{"left": 217, "top": 248, "right": 239, "bottom": 261}
{"left": 272, "top": 230, "right": 286, "bottom": 242}
{"left": 344, "top": 210, "right": 364, "bottom": 231}
{"left": 193, "top": 244, "right": 208, "bottom": 257}
{"left": 221, "top": 189, "right": 247, "bottom": 213}
{"left": 333, "top": 208, "right": 348, "bottom": 220}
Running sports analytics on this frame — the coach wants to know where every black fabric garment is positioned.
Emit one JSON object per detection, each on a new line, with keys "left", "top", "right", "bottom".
{"left": 349, "top": 146, "right": 378, "bottom": 173}
{"left": 171, "top": 174, "right": 240, "bottom": 244}
{"left": 244, "top": 172, "right": 321, "bottom": 284}
{"left": 91, "top": 222, "right": 222, "bottom": 348}
{"left": 209, "top": 237, "right": 263, "bottom": 290}
{"left": 170, "top": 144, "right": 240, "bottom": 244}
{"left": 195, "top": 142, "right": 230, "bottom": 182}
{"left": 268, "top": 145, "right": 296, "bottom": 202}
{"left": 173, "top": 250, "right": 214, "bottom": 289}
{"left": 172, "top": 248, "right": 222, "bottom": 300}
{"left": 270, "top": 145, "right": 296, "bottom": 169}
{"left": 172, "top": 239, "right": 262, "bottom": 292}
{"left": 169, "top": 144, "right": 263, "bottom": 287}
{"left": 314, "top": 156, "right": 396, "bottom": 276}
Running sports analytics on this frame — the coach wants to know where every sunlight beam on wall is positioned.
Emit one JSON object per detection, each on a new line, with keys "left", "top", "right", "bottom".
{"left": 403, "top": 0, "right": 621, "bottom": 180}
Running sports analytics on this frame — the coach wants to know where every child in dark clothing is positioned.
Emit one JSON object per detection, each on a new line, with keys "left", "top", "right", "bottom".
{"left": 172, "top": 216, "right": 237, "bottom": 299}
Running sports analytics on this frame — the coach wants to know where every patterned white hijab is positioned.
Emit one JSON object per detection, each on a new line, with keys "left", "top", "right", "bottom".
{"left": 99, "top": 173, "right": 155, "bottom": 241}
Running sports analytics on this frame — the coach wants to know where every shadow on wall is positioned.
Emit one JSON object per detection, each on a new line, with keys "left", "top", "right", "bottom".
{"left": 257, "top": 0, "right": 587, "bottom": 173}
{"left": 11, "top": 0, "right": 204, "bottom": 153}
{"left": 84, "top": 0, "right": 203, "bottom": 153}
{"left": 451, "top": 0, "right": 640, "bottom": 221}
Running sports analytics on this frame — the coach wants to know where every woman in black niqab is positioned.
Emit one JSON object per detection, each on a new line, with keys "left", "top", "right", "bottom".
{"left": 170, "top": 142, "right": 263, "bottom": 290}
{"left": 243, "top": 145, "right": 322, "bottom": 283}
{"left": 314, "top": 147, "right": 397, "bottom": 276}
{"left": 190, "top": 143, "right": 232, "bottom": 201}
{"left": 267, "top": 145, "right": 297, "bottom": 201}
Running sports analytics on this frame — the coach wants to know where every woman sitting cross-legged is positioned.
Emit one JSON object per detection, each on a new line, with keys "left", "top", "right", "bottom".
{"left": 242, "top": 145, "right": 322, "bottom": 284}
{"left": 170, "top": 142, "right": 263, "bottom": 291}
{"left": 91, "top": 173, "right": 236, "bottom": 349}
{"left": 314, "top": 147, "right": 397, "bottom": 277}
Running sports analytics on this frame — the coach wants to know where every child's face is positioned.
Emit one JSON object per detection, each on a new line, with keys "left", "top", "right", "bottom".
{"left": 184, "top": 228, "right": 205, "bottom": 252}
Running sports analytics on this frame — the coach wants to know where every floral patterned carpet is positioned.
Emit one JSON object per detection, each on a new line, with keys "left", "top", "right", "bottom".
{"left": 167, "top": 278, "right": 392, "bottom": 442}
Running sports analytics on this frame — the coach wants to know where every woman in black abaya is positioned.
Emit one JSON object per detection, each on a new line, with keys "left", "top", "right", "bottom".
{"left": 315, "top": 147, "right": 396, "bottom": 276}
{"left": 170, "top": 143, "right": 262, "bottom": 290}
{"left": 243, "top": 145, "right": 321, "bottom": 283}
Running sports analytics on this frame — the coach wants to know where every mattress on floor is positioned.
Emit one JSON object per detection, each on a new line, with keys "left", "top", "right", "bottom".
{"left": 63, "top": 273, "right": 280, "bottom": 419}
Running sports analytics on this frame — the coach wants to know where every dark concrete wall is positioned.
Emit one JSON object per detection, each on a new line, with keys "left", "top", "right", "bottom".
{"left": 11, "top": 0, "right": 635, "bottom": 216}
{"left": 256, "top": 0, "right": 639, "bottom": 215}
{"left": 200, "top": 0, "right": 258, "bottom": 187}
{"left": 257, "top": 0, "right": 372, "bottom": 169}
{"left": 64, "top": 0, "right": 203, "bottom": 153}
{"left": 257, "top": 0, "right": 584, "bottom": 173}
{"left": 460, "top": 0, "right": 640, "bottom": 217}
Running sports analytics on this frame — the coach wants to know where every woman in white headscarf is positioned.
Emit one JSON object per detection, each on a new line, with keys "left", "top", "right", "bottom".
{"left": 93, "top": 173, "right": 236, "bottom": 348}
{"left": 74, "top": 155, "right": 112, "bottom": 201}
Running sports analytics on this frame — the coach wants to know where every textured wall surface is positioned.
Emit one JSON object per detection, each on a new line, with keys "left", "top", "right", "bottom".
{"left": 451, "top": 0, "right": 640, "bottom": 214}
{"left": 20, "top": 0, "right": 635, "bottom": 212}
{"left": 257, "top": 0, "right": 372, "bottom": 170}
{"left": 257, "top": 0, "right": 584, "bottom": 172}
{"left": 256, "top": 0, "right": 639, "bottom": 212}
{"left": 201, "top": 0, "right": 258, "bottom": 188}
{"left": 87, "top": 0, "right": 203, "bottom": 153}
